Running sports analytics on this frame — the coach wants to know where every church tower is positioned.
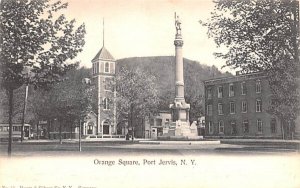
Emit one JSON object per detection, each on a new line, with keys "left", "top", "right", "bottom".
{"left": 91, "top": 21, "right": 117, "bottom": 137}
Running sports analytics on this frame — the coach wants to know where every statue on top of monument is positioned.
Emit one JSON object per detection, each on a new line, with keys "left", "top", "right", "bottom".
{"left": 175, "top": 12, "right": 181, "bottom": 35}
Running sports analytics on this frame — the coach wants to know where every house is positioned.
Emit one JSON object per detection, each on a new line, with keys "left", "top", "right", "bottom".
{"left": 143, "top": 111, "right": 172, "bottom": 139}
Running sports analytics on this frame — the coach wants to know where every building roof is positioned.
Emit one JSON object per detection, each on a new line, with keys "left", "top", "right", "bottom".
{"left": 92, "top": 46, "right": 115, "bottom": 62}
{"left": 204, "top": 72, "right": 267, "bottom": 85}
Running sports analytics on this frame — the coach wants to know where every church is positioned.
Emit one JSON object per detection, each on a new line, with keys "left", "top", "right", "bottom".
{"left": 82, "top": 24, "right": 120, "bottom": 138}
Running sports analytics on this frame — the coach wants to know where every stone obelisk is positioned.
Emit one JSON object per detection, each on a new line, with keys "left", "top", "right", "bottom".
{"left": 166, "top": 13, "right": 198, "bottom": 138}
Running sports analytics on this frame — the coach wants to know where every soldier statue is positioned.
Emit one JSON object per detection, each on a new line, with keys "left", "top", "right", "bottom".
{"left": 175, "top": 12, "right": 181, "bottom": 35}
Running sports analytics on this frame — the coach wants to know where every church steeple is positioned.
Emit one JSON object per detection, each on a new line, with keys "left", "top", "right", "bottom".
{"left": 102, "top": 18, "right": 104, "bottom": 47}
{"left": 91, "top": 19, "right": 114, "bottom": 62}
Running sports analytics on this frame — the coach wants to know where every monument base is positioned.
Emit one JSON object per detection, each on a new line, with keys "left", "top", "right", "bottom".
{"left": 162, "top": 120, "right": 202, "bottom": 139}
{"left": 157, "top": 135, "right": 204, "bottom": 141}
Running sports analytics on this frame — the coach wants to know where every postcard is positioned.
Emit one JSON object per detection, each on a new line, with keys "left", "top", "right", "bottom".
{"left": 0, "top": 0, "right": 299, "bottom": 188}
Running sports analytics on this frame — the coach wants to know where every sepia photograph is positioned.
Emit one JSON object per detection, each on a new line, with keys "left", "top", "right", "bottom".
{"left": 0, "top": 0, "right": 299, "bottom": 187}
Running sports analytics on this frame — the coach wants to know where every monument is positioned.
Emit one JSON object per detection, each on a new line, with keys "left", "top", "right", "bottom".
{"left": 161, "top": 13, "right": 200, "bottom": 139}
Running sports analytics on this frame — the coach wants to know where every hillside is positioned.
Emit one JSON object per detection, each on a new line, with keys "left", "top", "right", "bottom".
{"left": 116, "top": 56, "right": 231, "bottom": 118}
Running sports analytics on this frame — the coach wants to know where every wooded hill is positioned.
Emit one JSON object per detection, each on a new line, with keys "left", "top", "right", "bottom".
{"left": 116, "top": 56, "right": 231, "bottom": 120}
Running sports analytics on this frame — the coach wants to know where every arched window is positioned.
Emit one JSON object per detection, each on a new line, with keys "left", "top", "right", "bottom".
{"left": 104, "top": 62, "right": 109, "bottom": 73}
{"left": 103, "top": 98, "right": 110, "bottom": 110}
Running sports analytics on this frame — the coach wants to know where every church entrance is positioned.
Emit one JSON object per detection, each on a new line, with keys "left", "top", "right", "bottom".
{"left": 103, "top": 120, "right": 110, "bottom": 135}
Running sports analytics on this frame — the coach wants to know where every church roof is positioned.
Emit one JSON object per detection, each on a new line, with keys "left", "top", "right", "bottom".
{"left": 92, "top": 46, "right": 115, "bottom": 62}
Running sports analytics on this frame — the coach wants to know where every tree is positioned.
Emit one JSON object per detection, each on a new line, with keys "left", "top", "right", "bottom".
{"left": 115, "top": 67, "right": 159, "bottom": 139}
{"left": 200, "top": 0, "right": 299, "bottom": 139}
{"left": 0, "top": 0, "right": 86, "bottom": 155}
{"left": 30, "top": 66, "right": 94, "bottom": 142}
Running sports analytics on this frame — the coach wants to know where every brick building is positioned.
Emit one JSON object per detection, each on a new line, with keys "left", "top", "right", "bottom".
{"left": 204, "top": 72, "right": 283, "bottom": 138}
{"left": 91, "top": 44, "right": 117, "bottom": 137}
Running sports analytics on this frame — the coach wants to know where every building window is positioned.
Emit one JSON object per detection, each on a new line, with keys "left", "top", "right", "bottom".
{"left": 207, "top": 87, "right": 212, "bottom": 99}
{"left": 218, "top": 103, "right": 223, "bottom": 115}
{"left": 150, "top": 118, "right": 154, "bottom": 126}
{"left": 165, "top": 119, "right": 170, "bottom": 126}
{"left": 208, "top": 121, "right": 213, "bottom": 134}
{"left": 206, "top": 104, "right": 213, "bottom": 116}
{"left": 257, "top": 119, "right": 263, "bottom": 133}
{"left": 156, "top": 119, "right": 162, "bottom": 126}
{"left": 230, "top": 102, "right": 235, "bottom": 114}
{"left": 218, "top": 86, "right": 223, "bottom": 98}
{"left": 241, "top": 101, "right": 247, "bottom": 113}
{"left": 271, "top": 118, "right": 277, "bottom": 133}
{"left": 104, "top": 77, "right": 112, "bottom": 91}
{"left": 256, "top": 99, "right": 262, "bottom": 112}
{"left": 218, "top": 121, "right": 224, "bottom": 134}
{"left": 229, "top": 83, "right": 234, "bottom": 97}
{"left": 96, "top": 62, "right": 99, "bottom": 73}
{"left": 104, "top": 62, "right": 110, "bottom": 73}
{"left": 231, "top": 121, "right": 237, "bottom": 135}
{"left": 256, "top": 80, "right": 261, "bottom": 93}
{"left": 103, "top": 98, "right": 110, "bottom": 110}
{"left": 243, "top": 120, "right": 249, "bottom": 133}
{"left": 241, "top": 82, "right": 247, "bottom": 95}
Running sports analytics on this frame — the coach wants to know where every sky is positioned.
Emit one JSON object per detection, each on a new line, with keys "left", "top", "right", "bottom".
{"left": 62, "top": 0, "right": 230, "bottom": 72}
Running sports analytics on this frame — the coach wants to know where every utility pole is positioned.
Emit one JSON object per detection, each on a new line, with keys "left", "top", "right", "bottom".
{"left": 21, "top": 85, "right": 29, "bottom": 142}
